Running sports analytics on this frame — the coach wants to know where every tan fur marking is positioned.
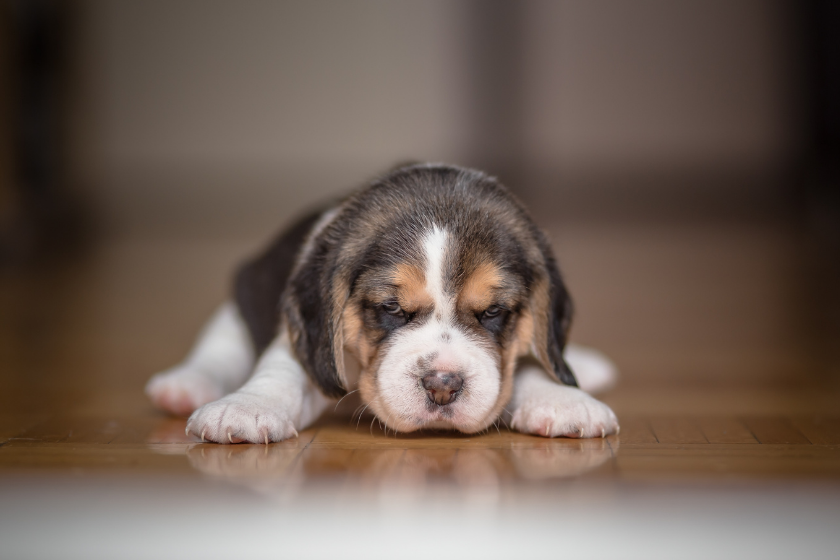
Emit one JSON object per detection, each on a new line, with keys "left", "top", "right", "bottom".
{"left": 498, "top": 348, "right": 518, "bottom": 406}
{"left": 513, "top": 308, "right": 535, "bottom": 358}
{"left": 329, "top": 276, "right": 355, "bottom": 387}
{"left": 458, "top": 262, "right": 503, "bottom": 312}
{"left": 529, "top": 277, "right": 555, "bottom": 375}
{"left": 342, "top": 305, "right": 381, "bottom": 370}
{"left": 392, "top": 264, "right": 433, "bottom": 311}
{"left": 358, "top": 342, "right": 386, "bottom": 417}
{"left": 358, "top": 366, "right": 378, "bottom": 416}
{"left": 478, "top": 344, "right": 518, "bottom": 433}
{"left": 341, "top": 305, "right": 364, "bottom": 360}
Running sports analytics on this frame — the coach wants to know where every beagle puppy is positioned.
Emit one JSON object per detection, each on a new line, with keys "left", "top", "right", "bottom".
{"left": 146, "top": 164, "right": 619, "bottom": 443}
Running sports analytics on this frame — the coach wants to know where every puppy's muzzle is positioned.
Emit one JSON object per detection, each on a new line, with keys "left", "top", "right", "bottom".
{"left": 421, "top": 372, "right": 463, "bottom": 406}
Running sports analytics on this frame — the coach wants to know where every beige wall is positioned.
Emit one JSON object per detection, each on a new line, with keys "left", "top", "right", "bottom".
{"left": 520, "top": 0, "right": 795, "bottom": 171}
{"left": 72, "top": 0, "right": 796, "bottom": 237}
{"left": 82, "top": 0, "right": 472, "bottom": 174}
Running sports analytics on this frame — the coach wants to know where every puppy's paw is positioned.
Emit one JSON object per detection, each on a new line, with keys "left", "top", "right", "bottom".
{"left": 510, "top": 387, "right": 619, "bottom": 439}
{"left": 186, "top": 393, "right": 299, "bottom": 444}
{"left": 146, "top": 367, "right": 224, "bottom": 417}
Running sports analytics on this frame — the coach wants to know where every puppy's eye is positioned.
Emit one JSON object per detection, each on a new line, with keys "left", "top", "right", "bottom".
{"left": 483, "top": 305, "right": 502, "bottom": 318}
{"left": 479, "top": 305, "right": 508, "bottom": 335}
{"left": 381, "top": 302, "right": 403, "bottom": 316}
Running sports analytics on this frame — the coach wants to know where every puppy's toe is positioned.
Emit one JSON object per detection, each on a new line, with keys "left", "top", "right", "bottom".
{"left": 146, "top": 367, "right": 225, "bottom": 417}
{"left": 186, "top": 393, "right": 299, "bottom": 444}
{"left": 511, "top": 388, "right": 619, "bottom": 439}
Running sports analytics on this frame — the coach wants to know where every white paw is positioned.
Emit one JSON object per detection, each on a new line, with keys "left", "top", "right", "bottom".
{"left": 510, "top": 386, "right": 619, "bottom": 438}
{"left": 146, "top": 367, "right": 224, "bottom": 417}
{"left": 186, "top": 393, "right": 299, "bottom": 444}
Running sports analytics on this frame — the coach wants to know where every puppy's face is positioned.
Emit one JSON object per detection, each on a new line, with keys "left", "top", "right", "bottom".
{"left": 283, "top": 165, "right": 576, "bottom": 434}
{"left": 345, "top": 227, "right": 534, "bottom": 433}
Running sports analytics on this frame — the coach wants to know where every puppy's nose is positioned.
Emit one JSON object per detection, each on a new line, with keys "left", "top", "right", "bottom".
{"left": 422, "top": 372, "right": 463, "bottom": 406}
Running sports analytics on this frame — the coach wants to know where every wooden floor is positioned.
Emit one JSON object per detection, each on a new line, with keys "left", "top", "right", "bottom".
{"left": 1, "top": 220, "right": 839, "bottom": 558}
{"left": 2, "top": 411, "right": 840, "bottom": 484}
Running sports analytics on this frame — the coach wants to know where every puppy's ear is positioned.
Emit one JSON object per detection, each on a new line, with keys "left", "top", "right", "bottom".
{"left": 282, "top": 234, "right": 348, "bottom": 399}
{"left": 530, "top": 246, "right": 578, "bottom": 387}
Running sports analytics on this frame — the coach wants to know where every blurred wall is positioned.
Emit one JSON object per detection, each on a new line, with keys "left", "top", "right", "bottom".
{"left": 519, "top": 0, "right": 794, "bottom": 172}
{"left": 70, "top": 0, "right": 796, "bottom": 238}
{"left": 0, "top": 6, "right": 12, "bottom": 234}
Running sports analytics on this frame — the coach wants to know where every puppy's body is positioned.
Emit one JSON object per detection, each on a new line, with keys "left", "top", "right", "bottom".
{"left": 146, "top": 164, "right": 619, "bottom": 443}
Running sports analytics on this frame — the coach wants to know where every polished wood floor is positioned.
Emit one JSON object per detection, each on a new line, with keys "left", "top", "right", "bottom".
{"left": 1, "top": 221, "right": 838, "bottom": 487}
{"left": 2, "top": 411, "right": 839, "bottom": 484}
{"left": 1, "top": 221, "right": 839, "bottom": 558}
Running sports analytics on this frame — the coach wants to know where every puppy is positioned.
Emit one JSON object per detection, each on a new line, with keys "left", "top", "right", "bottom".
{"left": 146, "top": 164, "right": 619, "bottom": 443}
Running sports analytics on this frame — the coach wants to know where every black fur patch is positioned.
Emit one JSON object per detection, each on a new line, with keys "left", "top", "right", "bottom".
{"left": 233, "top": 209, "right": 325, "bottom": 355}
{"left": 542, "top": 246, "right": 578, "bottom": 387}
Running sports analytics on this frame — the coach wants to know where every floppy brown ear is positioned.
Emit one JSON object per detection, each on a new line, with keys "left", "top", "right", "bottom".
{"left": 530, "top": 246, "right": 578, "bottom": 387}
{"left": 281, "top": 232, "right": 348, "bottom": 399}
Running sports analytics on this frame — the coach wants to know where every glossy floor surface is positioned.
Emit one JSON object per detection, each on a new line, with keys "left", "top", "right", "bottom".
{"left": 1, "top": 219, "right": 839, "bottom": 559}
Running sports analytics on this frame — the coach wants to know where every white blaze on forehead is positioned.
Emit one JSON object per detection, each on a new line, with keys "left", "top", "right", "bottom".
{"left": 370, "top": 225, "right": 503, "bottom": 434}
{"left": 422, "top": 226, "right": 449, "bottom": 314}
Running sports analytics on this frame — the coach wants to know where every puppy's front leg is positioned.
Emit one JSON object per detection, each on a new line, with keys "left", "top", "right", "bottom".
{"left": 186, "top": 333, "right": 331, "bottom": 444}
{"left": 508, "top": 363, "right": 619, "bottom": 438}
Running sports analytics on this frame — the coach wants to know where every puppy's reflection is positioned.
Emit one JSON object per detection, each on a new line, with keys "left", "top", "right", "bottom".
{"left": 147, "top": 413, "right": 616, "bottom": 502}
{"left": 509, "top": 438, "right": 618, "bottom": 480}
{"left": 156, "top": 433, "right": 615, "bottom": 504}
{"left": 187, "top": 444, "right": 302, "bottom": 477}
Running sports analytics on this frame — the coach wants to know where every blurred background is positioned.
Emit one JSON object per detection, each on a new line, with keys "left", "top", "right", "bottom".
{"left": 0, "top": 0, "right": 838, "bottom": 398}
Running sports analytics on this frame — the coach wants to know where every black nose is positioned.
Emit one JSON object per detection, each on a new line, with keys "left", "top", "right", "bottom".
{"left": 421, "top": 372, "right": 463, "bottom": 406}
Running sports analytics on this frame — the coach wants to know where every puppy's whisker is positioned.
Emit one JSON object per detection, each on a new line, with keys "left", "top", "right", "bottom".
{"left": 350, "top": 406, "right": 364, "bottom": 423}
{"left": 384, "top": 412, "right": 396, "bottom": 438}
{"left": 353, "top": 396, "right": 381, "bottom": 433}
{"left": 498, "top": 408, "right": 513, "bottom": 431}
{"left": 354, "top": 400, "right": 375, "bottom": 430}
{"left": 351, "top": 403, "right": 368, "bottom": 423}
{"left": 334, "top": 389, "right": 359, "bottom": 412}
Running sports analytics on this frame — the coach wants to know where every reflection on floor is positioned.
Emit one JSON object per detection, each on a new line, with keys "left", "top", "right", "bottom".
{"left": 3, "top": 413, "right": 840, "bottom": 484}
{"left": 1, "top": 220, "right": 839, "bottom": 558}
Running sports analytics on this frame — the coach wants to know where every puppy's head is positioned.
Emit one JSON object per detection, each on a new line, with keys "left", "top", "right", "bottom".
{"left": 283, "top": 165, "right": 576, "bottom": 433}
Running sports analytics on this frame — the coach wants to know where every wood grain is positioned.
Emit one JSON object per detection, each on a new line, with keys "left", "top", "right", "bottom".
{"left": 1, "top": 229, "right": 840, "bottom": 488}
{"left": 649, "top": 417, "right": 708, "bottom": 444}
{"left": 741, "top": 417, "right": 812, "bottom": 444}
{"left": 790, "top": 416, "right": 840, "bottom": 445}
{"left": 698, "top": 417, "right": 759, "bottom": 444}
{"left": 616, "top": 417, "right": 658, "bottom": 444}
